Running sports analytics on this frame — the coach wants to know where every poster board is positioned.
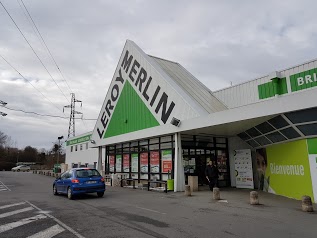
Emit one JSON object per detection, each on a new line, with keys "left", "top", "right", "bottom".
{"left": 131, "top": 153, "right": 138, "bottom": 172}
{"left": 109, "top": 155, "right": 115, "bottom": 172}
{"left": 162, "top": 150, "right": 172, "bottom": 173}
{"left": 123, "top": 154, "right": 130, "bottom": 172}
{"left": 150, "top": 151, "right": 160, "bottom": 173}
{"left": 234, "top": 149, "right": 254, "bottom": 189}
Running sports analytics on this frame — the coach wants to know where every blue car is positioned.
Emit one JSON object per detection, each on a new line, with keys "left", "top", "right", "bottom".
{"left": 53, "top": 168, "right": 105, "bottom": 199}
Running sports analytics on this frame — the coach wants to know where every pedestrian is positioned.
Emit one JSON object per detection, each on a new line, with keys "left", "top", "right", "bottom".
{"left": 205, "top": 160, "right": 219, "bottom": 191}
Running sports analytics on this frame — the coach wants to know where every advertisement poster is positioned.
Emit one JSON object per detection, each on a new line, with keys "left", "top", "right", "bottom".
{"left": 140, "top": 152, "right": 148, "bottom": 173}
{"left": 116, "top": 155, "right": 122, "bottom": 172}
{"left": 150, "top": 151, "right": 160, "bottom": 173}
{"left": 162, "top": 150, "right": 172, "bottom": 173}
{"left": 123, "top": 154, "right": 130, "bottom": 172}
{"left": 263, "top": 139, "right": 314, "bottom": 201}
{"left": 131, "top": 153, "right": 138, "bottom": 172}
{"left": 307, "top": 138, "right": 317, "bottom": 203}
{"left": 109, "top": 155, "right": 115, "bottom": 172}
{"left": 234, "top": 149, "right": 254, "bottom": 189}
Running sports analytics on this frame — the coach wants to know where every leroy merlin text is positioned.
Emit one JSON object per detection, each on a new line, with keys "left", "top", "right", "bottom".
{"left": 97, "top": 50, "right": 175, "bottom": 138}
{"left": 270, "top": 163, "right": 304, "bottom": 176}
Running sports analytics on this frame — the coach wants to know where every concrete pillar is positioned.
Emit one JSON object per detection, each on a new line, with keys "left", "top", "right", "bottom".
{"left": 250, "top": 191, "right": 259, "bottom": 205}
{"left": 174, "top": 132, "right": 185, "bottom": 192}
{"left": 184, "top": 185, "right": 191, "bottom": 196}
{"left": 302, "top": 196, "right": 314, "bottom": 212}
{"left": 213, "top": 187, "right": 220, "bottom": 200}
{"left": 97, "top": 146, "right": 103, "bottom": 174}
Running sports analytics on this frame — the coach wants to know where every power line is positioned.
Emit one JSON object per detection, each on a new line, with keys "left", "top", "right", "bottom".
{"left": 0, "top": 1, "right": 69, "bottom": 103}
{"left": 0, "top": 53, "right": 63, "bottom": 113}
{"left": 3, "top": 106, "right": 97, "bottom": 120}
{"left": 21, "top": 0, "right": 73, "bottom": 94}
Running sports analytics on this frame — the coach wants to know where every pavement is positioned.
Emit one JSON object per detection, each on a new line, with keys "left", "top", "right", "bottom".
{"left": 1, "top": 171, "right": 317, "bottom": 238}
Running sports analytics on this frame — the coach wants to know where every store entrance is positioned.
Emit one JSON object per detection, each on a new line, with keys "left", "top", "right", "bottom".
{"left": 182, "top": 135, "right": 230, "bottom": 188}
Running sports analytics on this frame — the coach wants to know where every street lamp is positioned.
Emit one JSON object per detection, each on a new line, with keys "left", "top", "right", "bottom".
{"left": 57, "top": 136, "right": 64, "bottom": 165}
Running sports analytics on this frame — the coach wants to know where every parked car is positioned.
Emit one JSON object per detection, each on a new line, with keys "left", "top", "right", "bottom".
{"left": 11, "top": 165, "right": 31, "bottom": 172}
{"left": 53, "top": 168, "right": 105, "bottom": 199}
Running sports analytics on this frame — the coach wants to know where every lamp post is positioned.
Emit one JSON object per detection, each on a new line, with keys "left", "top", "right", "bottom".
{"left": 57, "top": 136, "right": 64, "bottom": 165}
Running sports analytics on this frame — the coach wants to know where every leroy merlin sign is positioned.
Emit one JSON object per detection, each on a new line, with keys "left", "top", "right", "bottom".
{"left": 96, "top": 50, "right": 176, "bottom": 139}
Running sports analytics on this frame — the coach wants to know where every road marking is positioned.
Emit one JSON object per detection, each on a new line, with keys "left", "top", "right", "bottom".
{"left": 0, "top": 202, "right": 26, "bottom": 210}
{"left": 135, "top": 206, "right": 166, "bottom": 215}
{"left": 25, "top": 201, "right": 85, "bottom": 238}
{"left": 0, "top": 214, "right": 47, "bottom": 233}
{"left": 0, "top": 181, "right": 11, "bottom": 191}
{"left": 26, "top": 224, "right": 65, "bottom": 238}
{"left": 0, "top": 207, "right": 33, "bottom": 218}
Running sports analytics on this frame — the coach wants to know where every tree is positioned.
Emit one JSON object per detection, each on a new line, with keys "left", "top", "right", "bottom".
{"left": 0, "top": 131, "right": 7, "bottom": 145}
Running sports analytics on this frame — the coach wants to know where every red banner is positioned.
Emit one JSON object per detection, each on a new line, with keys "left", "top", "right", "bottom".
{"left": 140, "top": 152, "right": 148, "bottom": 173}
{"left": 150, "top": 151, "right": 159, "bottom": 165}
{"left": 163, "top": 161, "right": 172, "bottom": 173}
{"left": 123, "top": 154, "right": 130, "bottom": 172}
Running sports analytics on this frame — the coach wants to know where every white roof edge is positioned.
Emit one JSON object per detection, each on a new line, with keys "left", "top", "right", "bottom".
{"left": 214, "top": 57, "right": 317, "bottom": 93}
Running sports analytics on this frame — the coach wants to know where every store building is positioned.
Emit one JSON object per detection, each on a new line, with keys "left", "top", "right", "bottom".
{"left": 66, "top": 40, "right": 317, "bottom": 202}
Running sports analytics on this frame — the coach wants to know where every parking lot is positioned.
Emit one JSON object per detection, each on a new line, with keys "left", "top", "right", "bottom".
{"left": 0, "top": 171, "right": 316, "bottom": 238}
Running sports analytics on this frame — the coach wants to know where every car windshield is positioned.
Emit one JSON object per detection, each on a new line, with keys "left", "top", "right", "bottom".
{"left": 75, "top": 169, "right": 101, "bottom": 178}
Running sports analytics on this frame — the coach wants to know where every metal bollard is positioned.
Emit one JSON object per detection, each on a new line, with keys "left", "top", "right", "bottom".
{"left": 302, "top": 196, "right": 314, "bottom": 212}
{"left": 185, "top": 185, "right": 191, "bottom": 196}
{"left": 213, "top": 187, "right": 220, "bottom": 200}
{"left": 250, "top": 191, "right": 259, "bottom": 205}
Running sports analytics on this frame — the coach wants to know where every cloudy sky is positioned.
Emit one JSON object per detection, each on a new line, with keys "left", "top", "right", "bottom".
{"left": 1, "top": 0, "right": 317, "bottom": 150}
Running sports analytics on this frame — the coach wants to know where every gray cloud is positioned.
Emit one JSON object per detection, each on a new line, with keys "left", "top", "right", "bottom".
{"left": 1, "top": 0, "right": 317, "bottom": 149}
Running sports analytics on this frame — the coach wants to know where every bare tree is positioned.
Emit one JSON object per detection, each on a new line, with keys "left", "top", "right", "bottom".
{"left": 0, "top": 131, "right": 7, "bottom": 145}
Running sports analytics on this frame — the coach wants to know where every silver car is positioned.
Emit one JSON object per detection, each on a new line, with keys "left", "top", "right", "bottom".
{"left": 11, "top": 165, "right": 31, "bottom": 172}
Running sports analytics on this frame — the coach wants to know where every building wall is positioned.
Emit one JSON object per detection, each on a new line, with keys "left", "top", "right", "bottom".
{"left": 214, "top": 59, "right": 317, "bottom": 109}
{"left": 259, "top": 138, "right": 317, "bottom": 203}
{"left": 65, "top": 132, "right": 102, "bottom": 169}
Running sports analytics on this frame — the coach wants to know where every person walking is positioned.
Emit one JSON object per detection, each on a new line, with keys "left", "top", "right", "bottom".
{"left": 205, "top": 160, "right": 219, "bottom": 191}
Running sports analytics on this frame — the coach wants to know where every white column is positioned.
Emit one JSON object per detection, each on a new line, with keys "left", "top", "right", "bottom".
{"left": 97, "top": 146, "right": 103, "bottom": 175}
{"left": 174, "top": 132, "right": 185, "bottom": 192}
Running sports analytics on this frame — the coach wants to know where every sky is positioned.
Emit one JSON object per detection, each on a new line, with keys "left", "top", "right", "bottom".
{"left": 1, "top": 0, "right": 317, "bottom": 151}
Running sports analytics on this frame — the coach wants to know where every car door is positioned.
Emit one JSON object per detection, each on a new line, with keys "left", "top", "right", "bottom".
{"left": 62, "top": 171, "right": 73, "bottom": 192}
{"left": 55, "top": 171, "right": 67, "bottom": 193}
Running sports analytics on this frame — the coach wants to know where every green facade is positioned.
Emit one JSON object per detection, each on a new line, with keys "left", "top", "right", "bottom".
{"left": 104, "top": 81, "right": 159, "bottom": 138}
{"left": 258, "top": 78, "right": 287, "bottom": 99}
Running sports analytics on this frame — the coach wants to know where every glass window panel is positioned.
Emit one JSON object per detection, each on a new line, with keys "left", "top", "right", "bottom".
{"left": 123, "top": 143, "right": 129, "bottom": 148}
{"left": 297, "top": 123, "right": 317, "bottom": 136}
{"left": 279, "top": 127, "right": 301, "bottom": 139}
{"left": 150, "top": 138, "right": 159, "bottom": 144}
{"left": 161, "top": 136, "right": 172, "bottom": 142}
{"left": 122, "top": 147, "right": 130, "bottom": 153}
{"left": 183, "top": 149, "right": 189, "bottom": 155}
{"left": 237, "top": 132, "right": 251, "bottom": 140}
{"left": 215, "top": 137, "right": 226, "bottom": 143}
{"left": 255, "top": 122, "right": 275, "bottom": 134}
{"left": 149, "top": 144, "right": 159, "bottom": 150}
{"left": 161, "top": 142, "right": 172, "bottom": 149}
{"left": 246, "top": 127, "right": 262, "bottom": 137}
{"left": 285, "top": 107, "right": 317, "bottom": 124}
{"left": 246, "top": 140, "right": 260, "bottom": 148}
{"left": 216, "top": 144, "right": 227, "bottom": 148}
{"left": 265, "top": 131, "right": 286, "bottom": 143}
{"left": 196, "top": 141, "right": 209, "bottom": 147}
{"left": 139, "top": 140, "right": 148, "bottom": 146}
{"left": 254, "top": 136, "right": 271, "bottom": 146}
{"left": 268, "top": 115, "right": 289, "bottom": 129}
{"left": 116, "top": 144, "right": 122, "bottom": 148}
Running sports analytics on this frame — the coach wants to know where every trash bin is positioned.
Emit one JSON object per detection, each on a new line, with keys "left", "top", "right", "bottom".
{"left": 167, "top": 179, "right": 174, "bottom": 191}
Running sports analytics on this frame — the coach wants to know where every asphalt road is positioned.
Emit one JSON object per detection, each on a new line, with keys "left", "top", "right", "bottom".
{"left": 0, "top": 171, "right": 316, "bottom": 238}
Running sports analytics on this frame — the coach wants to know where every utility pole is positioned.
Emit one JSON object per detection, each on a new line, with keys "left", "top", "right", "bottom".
{"left": 63, "top": 93, "right": 82, "bottom": 138}
{"left": 0, "top": 100, "right": 7, "bottom": 117}
{"left": 57, "top": 136, "right": 64, "bottom": 165}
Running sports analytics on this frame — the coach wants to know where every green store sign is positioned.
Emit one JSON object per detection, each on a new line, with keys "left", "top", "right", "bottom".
{"left": 290, "top": 68, "right": 317, "bottom": 92}
{"left": 66, "top": 134, "right": 92, "bottom": 146}
{"left": 258, "top": 67, "right": 317, "bottom": 100}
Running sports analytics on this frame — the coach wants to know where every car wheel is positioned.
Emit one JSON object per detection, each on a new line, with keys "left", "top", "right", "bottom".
{"left": 97, "top": 192, "right": 104, "bottom": 198}
{"left": 53, "top": 185, "right": 58, "bottom": 195}
{"left": 17, "top": 169, "right": 20, "bottom": 172}
{"left": 27, "top": 169, "right": 30, "bottom": 172}
{"left": 67, "top": 187, "right": 73, "bottom": 200}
